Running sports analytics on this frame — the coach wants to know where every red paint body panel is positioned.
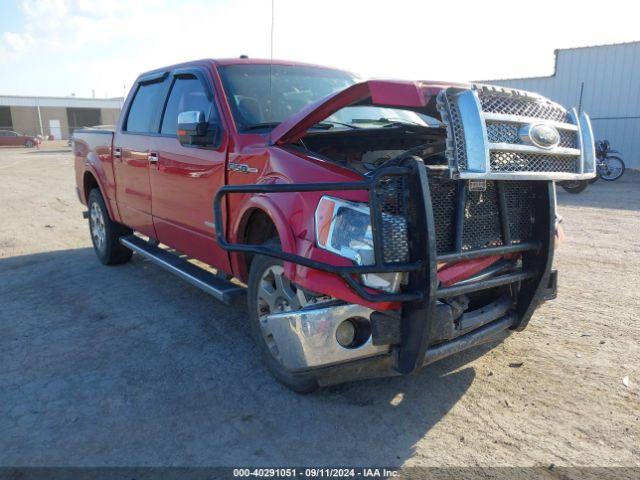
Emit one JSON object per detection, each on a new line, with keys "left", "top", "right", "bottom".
{"left": 149, "top": 134, "right": 231, "bottom": 272}
{"left": 73, "top": 58, "right": 492, "bottom": 312}
{"left": 437, "top": 256, "right": 503, "bottom": 287}
{"left": 73, "top": 132, "right": 121, "bottom": 222}
{"left": 270, "top": 79, "right": 460, "bottom": 145}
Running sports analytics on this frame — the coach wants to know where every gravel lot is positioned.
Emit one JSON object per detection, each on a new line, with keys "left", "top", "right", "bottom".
{"left": 1, "top": 143, "right": 638, "bottom": 467}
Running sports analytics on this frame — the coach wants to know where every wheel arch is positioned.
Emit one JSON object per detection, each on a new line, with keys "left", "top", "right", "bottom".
{"left": 229, "top": 197, "right": 297, "bottom": 282}
{"left": 83, "top": 169, "right": 118, "bottom": 222}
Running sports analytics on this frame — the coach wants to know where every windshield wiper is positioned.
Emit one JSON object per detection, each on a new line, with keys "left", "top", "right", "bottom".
{"left": 350, "top": 117, "right": 428, "bottom": 128}
{"left": 312, "top": 120, "right": 361, "bottom": 130}
{"left": 242, "top": 122, "right": 281, "bottom": 131}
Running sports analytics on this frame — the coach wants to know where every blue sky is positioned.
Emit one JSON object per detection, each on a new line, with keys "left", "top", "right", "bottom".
{"left": 1, "top": 0, "right": 638, "bottom": 98}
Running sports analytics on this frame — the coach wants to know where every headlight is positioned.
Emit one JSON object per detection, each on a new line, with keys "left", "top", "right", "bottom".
{"left": 314, "top": 196, "right": 405, "bottom": 293}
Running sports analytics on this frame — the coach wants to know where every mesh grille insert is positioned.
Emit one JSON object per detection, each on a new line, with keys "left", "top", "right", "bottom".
{"left": 479, "top": 93, "right": 570, "bottom": 122}
{"left": 503, "top": 182, "right": 535, "bottom": 243}
{"left": 375, "top": 175, "right": 410, "bottom": 264}
{"left": 427, "top": 176, "right": 537, "bottom": 255}
{"left": 462, "top": 181, "right": 503, "bottom": 251}
{"left": 428, "top": 178, "right": 457, "bottom": 255}
{"left": 490, "top": 151, "right": 579, "bottom": 173}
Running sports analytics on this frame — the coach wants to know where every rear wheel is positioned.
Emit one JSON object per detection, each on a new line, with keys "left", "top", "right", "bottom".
{"left": 87, "top": 189, "right": 133, "bottom": 265}
{"left": 599, "top": 156, "right": 625, "bottom": 181}
{"left": 247, "top": 240, "right": 319, "bottom": 393}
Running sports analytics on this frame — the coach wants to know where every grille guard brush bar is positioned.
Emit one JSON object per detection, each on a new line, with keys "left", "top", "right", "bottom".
{"left": 213, "top": 159, "right": 542, "bottom": 303}
{"left": 214, "top": 164, "right": 424, "bottom": 303}
{"left": 213, "top": 157, "right": 557, "bottom": 373}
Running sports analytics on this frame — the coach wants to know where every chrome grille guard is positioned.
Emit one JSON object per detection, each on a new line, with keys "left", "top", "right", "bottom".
{"left": 436, "top": 84, "right": 596, "bottom": 180}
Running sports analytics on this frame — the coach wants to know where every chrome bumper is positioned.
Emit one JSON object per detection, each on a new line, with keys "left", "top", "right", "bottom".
{"left": 263, "top": 301, "right": 518, "bottom": 374}
{"left": 264, "top": 303, "right": 389, "bottom": 371}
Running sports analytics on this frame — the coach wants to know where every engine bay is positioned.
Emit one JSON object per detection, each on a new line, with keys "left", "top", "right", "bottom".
{"left": 297, "top": 125, "right": 448, "bottom": 174}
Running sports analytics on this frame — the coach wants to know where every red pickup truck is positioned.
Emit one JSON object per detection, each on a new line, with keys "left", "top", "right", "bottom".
{"left": 74, "top": 58, "right": 595, "bottom": 391}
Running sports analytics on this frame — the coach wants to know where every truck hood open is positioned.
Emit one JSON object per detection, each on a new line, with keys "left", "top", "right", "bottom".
{"left": 270, "top": 79, "right": 467, "bottom": 145}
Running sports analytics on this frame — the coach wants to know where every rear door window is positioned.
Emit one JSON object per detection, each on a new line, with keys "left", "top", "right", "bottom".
{"left": 125, "top": 80, "right": 167, "bottom": 133}
{"left": 161, "top": 76, "right": 216, "bottom": 136}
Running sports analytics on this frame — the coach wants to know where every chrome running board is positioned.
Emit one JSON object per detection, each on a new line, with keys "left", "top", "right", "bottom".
{"left": 120, "top": 235, "right": 245, "bottom": 305}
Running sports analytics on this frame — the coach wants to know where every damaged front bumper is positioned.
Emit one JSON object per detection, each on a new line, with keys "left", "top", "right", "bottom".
{"left": 257, "top": 269, "right": 557, "bottom": 381}
{"left": 213, "top": 156, "right": 559, "bottom": 380}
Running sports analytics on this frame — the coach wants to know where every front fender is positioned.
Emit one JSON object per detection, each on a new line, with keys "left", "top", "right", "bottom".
{"left": 229, "top": 194, "right": 298, "bottom": 280}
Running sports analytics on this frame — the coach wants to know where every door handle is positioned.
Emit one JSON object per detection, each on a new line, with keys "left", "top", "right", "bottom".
{"left": 113, "top": 147, "right": 121, "bottom": 160}
{"left": 148, "top": 152, "right": 159, "bottom": 165}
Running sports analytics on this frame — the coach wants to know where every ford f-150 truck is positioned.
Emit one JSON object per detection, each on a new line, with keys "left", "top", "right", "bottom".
{"left": 74, "top": 58, "right": 596, "bottom": 392}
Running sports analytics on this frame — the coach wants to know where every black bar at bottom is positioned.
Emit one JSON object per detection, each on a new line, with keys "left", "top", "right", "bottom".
{"left": 423, "top": 314, "right": 516, "bottom": 366}
{"left": 437, "top": 241, "right": 540, "bottom": 263}
{"left": 436, "top": 270, "right": 535, "bottom": 298}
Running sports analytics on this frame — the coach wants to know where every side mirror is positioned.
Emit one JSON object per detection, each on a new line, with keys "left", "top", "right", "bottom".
{"left": 177, "top": 110, "right": 219, "bottom": 146}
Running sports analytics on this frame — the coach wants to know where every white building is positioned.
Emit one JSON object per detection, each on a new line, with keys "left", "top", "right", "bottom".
{"left": 483, "top": 41, "right": 640, "bottom": 169}
{"left": 0, "top": 95, "right": 123, "bottom": 140}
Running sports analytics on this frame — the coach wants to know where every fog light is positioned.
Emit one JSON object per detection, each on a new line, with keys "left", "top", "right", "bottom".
{"left": 336, "top": 320, "right": 356, "bottom": 348}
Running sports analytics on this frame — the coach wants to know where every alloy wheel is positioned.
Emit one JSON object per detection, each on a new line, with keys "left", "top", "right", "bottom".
{"left": 90, "top": 202, "right": 106, "bottom": 252}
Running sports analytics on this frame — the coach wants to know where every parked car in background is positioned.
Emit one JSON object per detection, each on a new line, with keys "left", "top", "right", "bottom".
{"left": 0, "top": 130, "right": 40, "bottom": 147}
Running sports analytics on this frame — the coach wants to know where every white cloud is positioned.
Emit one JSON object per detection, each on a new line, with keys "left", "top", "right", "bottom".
{"left": 2, "top": 32, "right": 34, "bottom": 52}
{"left": 1, "top": 0, "right": 639, "bottom": 96}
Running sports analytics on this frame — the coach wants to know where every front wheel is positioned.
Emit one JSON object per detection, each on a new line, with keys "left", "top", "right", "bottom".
{"left": 599, "top": 156, "right": 625, "bottom": 181}
{"left": 87, "top": 189, "right": 133, "bottom": 265}
{"left": 559, "top": 180, "right": 588, "bottom": 194}
{"left": 247, "top": 240, "right": 319, "bottom": 393}
{"left": 25, "top": 140, "right": 34, "bottom": 148}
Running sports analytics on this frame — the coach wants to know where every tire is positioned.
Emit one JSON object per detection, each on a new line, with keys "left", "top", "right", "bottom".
{"left": 87, "top": 189, "right": 133, "bottom": 265}
{"left": 247, "top": 240, "right": 319, "bottom": 393}
{"left": 559, "top": 180, "right": 588, "bottom": 194}
{"left": 25, "top": 140, "right": 34, "bottom": 148}
{"left": 599, "top": 156, "right": 625, "bottom": 181}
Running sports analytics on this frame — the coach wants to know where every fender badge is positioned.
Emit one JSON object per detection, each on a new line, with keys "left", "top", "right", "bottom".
{"left": 228, "top": 162, "right": 258, "bottom": 174}
{"left": 468, "top": 180, "right": 486, "bottom": 192}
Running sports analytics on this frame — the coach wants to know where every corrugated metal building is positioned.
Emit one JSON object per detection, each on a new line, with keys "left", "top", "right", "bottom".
{"left": 0, "top": 95, "right": 123, "bottom": 140}
{"left": 482, "top": 41, "right": 640, "bottom": 169}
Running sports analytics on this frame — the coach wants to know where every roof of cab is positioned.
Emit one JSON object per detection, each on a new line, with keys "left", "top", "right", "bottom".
{"left": 136, "top": 58, "right": 354, "bottom": 80}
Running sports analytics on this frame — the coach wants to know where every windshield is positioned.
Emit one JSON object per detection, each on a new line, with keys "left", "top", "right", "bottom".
{"left": 327, "top": 106, "right": 441, "bottom": 128}
{"left": 219, "top": 64, "right": 356, "bottom": 131}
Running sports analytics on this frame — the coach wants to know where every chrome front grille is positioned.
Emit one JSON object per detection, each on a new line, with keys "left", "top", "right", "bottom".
{"left": 436, "top": 84, "right": 596, "bottom": 180}
{"left": 445, "top": 92, "right": 468, "bottom": 170}
{"left": 479, "top": 93, "right": 570, "bottom": 123}
{"left": 486, "top": 122, "right": 578, "bottom": 149}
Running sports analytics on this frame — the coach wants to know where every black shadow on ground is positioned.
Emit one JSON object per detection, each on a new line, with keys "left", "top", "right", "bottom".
{"left": 0, "top": 248, "right": 501, "bottom": 466}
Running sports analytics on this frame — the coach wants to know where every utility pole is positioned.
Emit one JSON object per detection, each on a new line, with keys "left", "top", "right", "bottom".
{"left": 36, "top": 97, "right": 44, "bottom": 137}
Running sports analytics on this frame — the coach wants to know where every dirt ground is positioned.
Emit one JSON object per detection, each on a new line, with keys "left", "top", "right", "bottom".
{"left": 0, "top": 142, "right": 638, "bottom": 467}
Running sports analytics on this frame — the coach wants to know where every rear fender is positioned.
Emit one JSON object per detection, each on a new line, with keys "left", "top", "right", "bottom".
{"left": 84, "top": 152, "right": 120, "bottom": 223}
